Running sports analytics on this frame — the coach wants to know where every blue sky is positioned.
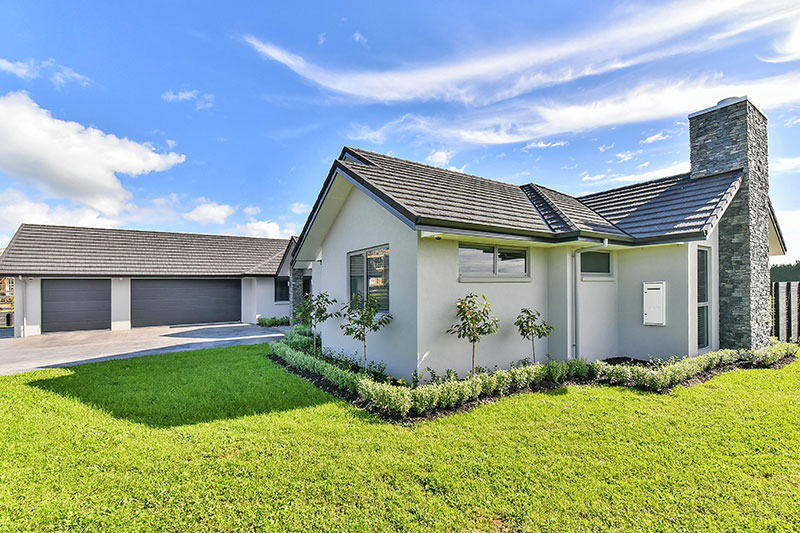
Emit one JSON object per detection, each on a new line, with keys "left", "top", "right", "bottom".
{"left": 1, "top": 1, "right": 799, "bottom": 262}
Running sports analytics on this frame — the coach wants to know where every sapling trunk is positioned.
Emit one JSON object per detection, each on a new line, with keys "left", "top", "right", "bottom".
{"left": 472, "top": 342, "right": 476, "bottom": 374}
{"left": 363, "top": 335, "right": 368, "bottom": 372}
{"left": 312, "top": 322, "right": 318, "bottom": 356}
{"left": 531, "top": 337, "right": 536, "bottom": 364}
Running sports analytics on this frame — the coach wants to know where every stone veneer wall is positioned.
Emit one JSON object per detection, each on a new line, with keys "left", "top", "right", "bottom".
{"left": 689, "top": 99, "right": 770, "bottom": 349}
{"left": 289, "top": 268, "right": 304, "bottom": 325}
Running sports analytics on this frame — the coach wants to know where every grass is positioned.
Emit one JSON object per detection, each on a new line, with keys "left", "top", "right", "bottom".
{"left": 1, "top": 345, "right": 799, "bottom": 531}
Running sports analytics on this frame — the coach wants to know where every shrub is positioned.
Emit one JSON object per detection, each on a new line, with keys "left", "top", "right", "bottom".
{"left": 293, "top": 324, "right": 313, "bottom": 337}
{"left": 270, "top": 342, "right": 363, "bottom": 393}
{"left": 282, "top": 330, "right": 315, "bottom": 354}
{"left": 745, "top": 341, "right": 798, "bottom": 367}
{"left": 565, "top": 358, "right": 591, "bottom": 380}
{"left": 257, "top": 316, "right": 290, "bottom": 327}
{"left": 358, "top": 380, "right": 412, "bottom": 417}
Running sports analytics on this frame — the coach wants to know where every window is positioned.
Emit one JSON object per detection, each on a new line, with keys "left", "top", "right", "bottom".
{"left": 302, "top": 277, "right": 312, "bottom": 297}
{"left": 458, "top": 244, "right": 528, "bottom": 277}
{"left": 581, "top": 251, "right": 611, "bottom": 275}
{"left": 274, "top": 277, "right": 289, "bottom": 302}
{"left": 348, "top": 246, "right": 389, "bottom": 311}
{"left": 697, "top": 248, "right": 709, "bottom": 349}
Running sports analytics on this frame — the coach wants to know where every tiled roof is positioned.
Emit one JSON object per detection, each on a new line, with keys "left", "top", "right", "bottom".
{"left": 579, "top": 170, "right": 742, "bottom": 239}
{"left": 342, "top": 148, "right": 553, "bottom": 236}
{"left": 523, "top": 184, "right": 630, "bottom": 237}
{"left": 328, "top": 147, "right": 744, "bottom": 244}
{"left": 0, "top": 224, "right": 290, "bottom": 277}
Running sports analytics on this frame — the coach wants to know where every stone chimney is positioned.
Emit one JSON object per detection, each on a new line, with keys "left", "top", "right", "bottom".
{"left": 688, "top": 96, "right": 770, "bottom": 350}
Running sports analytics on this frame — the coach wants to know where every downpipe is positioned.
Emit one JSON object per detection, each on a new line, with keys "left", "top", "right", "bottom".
{"left": 571, "top": 239, "right": 609, "bottom": 359}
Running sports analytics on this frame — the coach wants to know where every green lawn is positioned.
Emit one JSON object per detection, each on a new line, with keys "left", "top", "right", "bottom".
{"left": 1, "top": 346, "right": 799, "bottom": 531}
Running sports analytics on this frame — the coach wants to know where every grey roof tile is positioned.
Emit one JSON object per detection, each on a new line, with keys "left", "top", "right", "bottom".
{"left": 0, "top": 224, "right": 290, "bottom": 277}
{"left": 579, "top": 170, "right": 742, "bottom": 239}
{"left": 342, "top": 148, "right": 553, "bottom": 235}
{"left": 331, "top": 148, "right": 744, "bottom": 244}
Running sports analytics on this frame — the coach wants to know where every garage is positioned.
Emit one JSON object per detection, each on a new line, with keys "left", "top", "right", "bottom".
{"left": 41, "top": 279, "right": 111, "bottom": 333}
{"left": 131, "top": 279, "right": 242, "bottom": 327}
{"left": 0, "top": 224, "right": 299, "bottom": 338}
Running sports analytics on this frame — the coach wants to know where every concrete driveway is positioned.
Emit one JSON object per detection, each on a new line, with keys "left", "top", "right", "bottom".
{"left": 0, "top": 323, "right": 287, "bottom": 375}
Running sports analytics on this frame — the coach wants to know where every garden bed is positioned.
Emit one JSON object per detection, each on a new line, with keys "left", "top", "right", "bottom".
{"left": 267, "top": 328, "right": 799, "bottom": 422}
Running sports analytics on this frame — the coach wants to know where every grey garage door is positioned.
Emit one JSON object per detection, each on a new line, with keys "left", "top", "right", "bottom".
{"left": 41, "top": 279, "right": 111, "bottom": 333}
{"left": 131, "top": 279, "right": 241, "bottom": 327}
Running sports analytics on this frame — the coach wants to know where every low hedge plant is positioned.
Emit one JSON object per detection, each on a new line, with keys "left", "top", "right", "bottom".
{"left": 268, "top": 339, "right": 799, "bottom": 419}
{"left": 257, "top": 316, "right": 290, "bottom": 327}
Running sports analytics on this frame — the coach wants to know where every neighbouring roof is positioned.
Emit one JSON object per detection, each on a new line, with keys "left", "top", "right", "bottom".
{"left": 0, "top": 224, "right": 290, "bottom": 277}
{"left": 304, "top": 147, "right": 746, "bottom": 246}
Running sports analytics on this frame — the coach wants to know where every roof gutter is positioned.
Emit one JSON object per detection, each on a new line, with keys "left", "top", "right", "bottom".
{"left": 571, "top": 238, "right": 608, "bottom": 359}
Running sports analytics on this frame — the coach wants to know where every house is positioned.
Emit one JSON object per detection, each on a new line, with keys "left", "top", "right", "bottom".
{"left": 0, "top": 225, "right": 311, "bottom": 337}
{"left": 292, "top": 96, "right": 787, "bottom": 379}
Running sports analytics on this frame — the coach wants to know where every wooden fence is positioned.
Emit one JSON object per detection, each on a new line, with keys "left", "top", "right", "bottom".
{"left": 773, "top": 281, "right": 799, "bottom": 342}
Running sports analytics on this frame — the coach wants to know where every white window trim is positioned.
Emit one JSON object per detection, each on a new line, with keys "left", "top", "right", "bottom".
{"left": 580, "top": 250, "right": 614, "bottom": 281}
{"left": 457, "top": 243, "right": 530, "bottom": 282}
{"left": 697, "top": 246, "right": 711, "bottom": 350}
{"left": 347, "top": 244, "right": 390, "bottom": 312}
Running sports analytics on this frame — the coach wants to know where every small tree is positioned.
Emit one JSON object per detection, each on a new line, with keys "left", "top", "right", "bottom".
{"left": 446, "top": 293, "right": 500, "bottom": 374}
{"left": 297, "top": 291, "right": 337, "bottom": 356}
{"left": 339, "top": 293, "right": 393, "bottom": 370}
{"left": 514, "top": 308, "right": 553, "bottom": 363}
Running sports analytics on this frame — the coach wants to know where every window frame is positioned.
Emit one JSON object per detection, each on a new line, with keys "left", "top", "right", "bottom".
{"left": 347, "top": 244, "right": 390, "bottom": 312}
{"left": 697, "top": 247, "right": 710, "bottom": 350}
{"left": 457, "top": 243, "right": 530, "bottom": 282}
{"left": 274, "top": 276, "right": 290, "bottom": 303}
{"left": 580, "top": 250, "right": 614, "bottom": 280}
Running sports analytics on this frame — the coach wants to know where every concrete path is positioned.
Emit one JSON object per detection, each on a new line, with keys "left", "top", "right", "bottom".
{"left": 0, "top": 323, "right": 288, "bottom": 375}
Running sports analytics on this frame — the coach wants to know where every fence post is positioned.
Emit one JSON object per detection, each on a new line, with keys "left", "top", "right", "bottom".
{"left": 772, "top": 282, "right": 778, "bottom": 337}
{"left": 791, "top": 282, "right": 799, "bottom": 342}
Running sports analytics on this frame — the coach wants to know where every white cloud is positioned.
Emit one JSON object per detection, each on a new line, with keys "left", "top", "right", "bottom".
{"left": 581, "top": 172, "right": 607, "bottom": 182}
{"left": 772, "top": 157, "right": 800, "bottom": 173}
{"left": 289, "top": 202, "right": 311, "bottom": 215}
{"left": 318, "top": 33, "right": 326, "bottom": 45}
{"left": 183, "top": 202, "right": 235, "bottom": 224}
{"left": 165, "top": 139, "right": 177, "bottom": 149}
{"left": 0, "top": 189, "right": 118, "bottom": 234}
{"left": 616, "top": 150, "right": 642, "bottom": 162}
{"left": 236, "top": 218, "right": 298, "bottom": 239}
{"left": 586, "top": 162, "right": 691, "bottom": 185}
{"left": 598, "top": 143, "right": 614, "bottom": 152}
{"left": 772, "top": 210, "right": 800, "bottom": 264}
{"left": 784, "top": 116, "right": 800, "bottom": 127}
{"left": 244, "top": 1, "right": 800, "bottom": 104}
{"left": 351, "top": 71, "right": 800, "bottom": 146}
{"left": 761, "top": 15, "right": 800, "bottom": 62}
{"left": 161, "top": 89, "right": 215, "bottom": 110}
{"left": 425, "top": 149, "right": 454, "bottom": 167}
{"left": 353, "top": 32, "right": 367, "bottom": 45}
{"left": 641, "top": 131, "right": 670, "bottom": 143}
{"left": 524, "top": 140, "right": 567, "bottom": 149}
{"left": 243, "top": 205, "right": 261, "bottom": 216}
{"left": 637, "top": 161, "right": 650, "bottom": 168}
{"left": 0, "top": 91, "right": 184, "bottom": 216}
{"left": 0, "top": 58, "right": 91, "bottom": 87}
{"left": 0, "top": 58, "right": 36, "bottom": 79}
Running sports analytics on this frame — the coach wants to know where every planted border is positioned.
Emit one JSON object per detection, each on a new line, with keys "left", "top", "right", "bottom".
{"left": 267, "top": 339, "right": 799, "bottom": 420}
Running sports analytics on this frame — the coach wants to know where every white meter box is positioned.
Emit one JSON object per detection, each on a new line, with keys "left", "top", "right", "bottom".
{"left": 643, "top": 281, "right": 666, "bottom": 326}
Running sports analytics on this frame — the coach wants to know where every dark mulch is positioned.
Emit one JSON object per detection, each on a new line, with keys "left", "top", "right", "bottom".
{"left": 266, "top": 353, "right": 576, "bottom": 424}
{"left": 267, "top": 351, "right": 798, "bottom": 423}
